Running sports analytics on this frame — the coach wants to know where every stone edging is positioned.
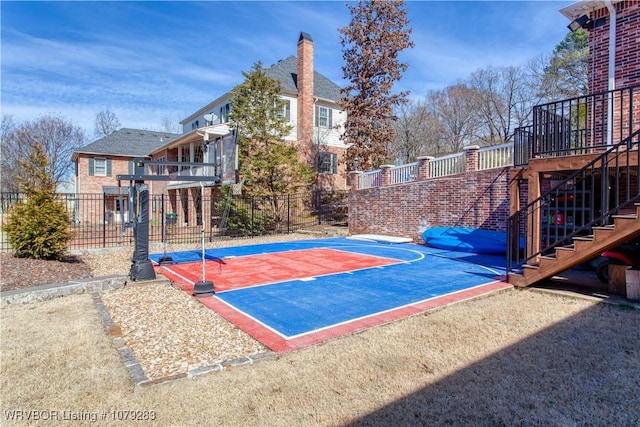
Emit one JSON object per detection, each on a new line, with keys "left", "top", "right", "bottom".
{"left": 0, "top": 275, "right": 128, "bottom": 307}
{"left": 90, "top": 289, "right": 277, "bottom": 390}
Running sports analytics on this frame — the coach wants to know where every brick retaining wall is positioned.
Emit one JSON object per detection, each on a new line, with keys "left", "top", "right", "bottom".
{"left": 348, "top": 167, "right": 512, "bottom": 242}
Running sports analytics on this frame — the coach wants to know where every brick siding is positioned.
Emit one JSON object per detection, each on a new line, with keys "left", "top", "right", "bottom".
{"left": 348, "top": 167, "right": 512, "bottom": 242}
{"left": 589, "top": 1, "right": 640, "bottom": 93}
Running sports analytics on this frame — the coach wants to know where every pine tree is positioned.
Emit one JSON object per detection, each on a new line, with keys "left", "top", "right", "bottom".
{"left": 3, "top": 143, "right": 74, "bottom": 259}
{"left": 230, "top": 61, "right": 313, "bottom": 196}
{"left": 339, "top": 0, "right": 414, "bottom": 171}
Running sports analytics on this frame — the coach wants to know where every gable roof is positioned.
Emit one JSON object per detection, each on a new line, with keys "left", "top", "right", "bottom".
{"left": 265, "top": 55, "right": 342, "bottom": 101}
{"left": 181, "top": 54, "right": 343, "bottom": 125}
{"left": 72, "top": 128, "right": 180, "bottom": 160}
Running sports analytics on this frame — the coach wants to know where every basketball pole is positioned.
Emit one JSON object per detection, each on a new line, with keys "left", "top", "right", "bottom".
{"left": 192, "top": 182, "right": 215, "bottom": 296}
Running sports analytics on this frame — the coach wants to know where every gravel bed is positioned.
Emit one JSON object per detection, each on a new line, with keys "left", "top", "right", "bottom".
{"left": 92, "top": 232, "right": 331, "bottom": 381}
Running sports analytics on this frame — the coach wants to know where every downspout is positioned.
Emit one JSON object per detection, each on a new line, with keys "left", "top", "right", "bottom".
{"left": 605, "top": 0, "right": 617, "bottom": 145}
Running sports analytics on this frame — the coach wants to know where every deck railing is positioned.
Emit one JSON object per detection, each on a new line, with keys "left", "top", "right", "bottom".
{"left": 514, "top": 85, "right": 639, "bottom": 166}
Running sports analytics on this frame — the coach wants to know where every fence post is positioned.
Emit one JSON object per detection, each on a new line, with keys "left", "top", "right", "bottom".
{"left": 417, "top": 156, "right": 434, "bottom": 180}
{"left": 315, "top": 190, "right": 321, "bottom": 225}
{"left": 380, "top": 164, "right": 394, "bottom": 187}
{"left": 464, "top": 145, "right": 480, "bottom": 173}
{"left": 161, "top": 194, "right": 165, "bottom": 243}
{"left": 287, "top": 194, "right": 291, "bottom": 233}
{"left": 102, "top": 193, "right": 106, "bottom": 248}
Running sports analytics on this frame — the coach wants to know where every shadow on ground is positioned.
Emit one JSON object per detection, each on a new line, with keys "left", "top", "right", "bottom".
{"left": 348, "top": 271, "right": 640, "bottom": 426}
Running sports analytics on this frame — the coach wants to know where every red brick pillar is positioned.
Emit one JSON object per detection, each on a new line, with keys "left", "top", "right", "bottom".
{"left": 297, "top": 32, "right": 314, "bottom": 147}
{"left": 464, "top": 145, "right": 479, "bottom": 173}
{"left": 349, "top": 171, "right": 361, "bottom": 190}
{"left": 380, "top": 165, "right": 393, "bottom": 186}
{"left": 417, "top": 156, "right": 434, "bottom": 180}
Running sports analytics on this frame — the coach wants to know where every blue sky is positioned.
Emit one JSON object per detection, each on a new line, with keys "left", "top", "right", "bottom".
{"left": 1, "top": 1, "right": 572, "bottom": 138}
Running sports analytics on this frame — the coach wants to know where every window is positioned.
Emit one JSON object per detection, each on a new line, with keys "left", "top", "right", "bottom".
{"left": 89, "top": 158, "right": 110, "bottom": 176}
{"left": 191, "top": 120, "right": 200, "bottom": 130}
{"left": 315, "top": 105, "right": 333, "bottom": 128}
{"left": 219, "top": 103, "right": 230, "bottom": 123}
{"left": 318, "top": 152, "right": 338, "bottom": 174}
{"left": 277, "top": 99, "right": 291, "bottom": 121}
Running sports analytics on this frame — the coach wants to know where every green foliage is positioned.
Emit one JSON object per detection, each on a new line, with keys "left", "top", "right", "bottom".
{"left": 230, "top": 62, "right": 314, "bottom": 196}
{"left": 541, "top": 29, "right": 589, "bottom": 99}
{"left": 2, "top": 144, "right": 73, "bottom": 259}
{"left": 215, "top": 189, "right": 272, "bottom": 236}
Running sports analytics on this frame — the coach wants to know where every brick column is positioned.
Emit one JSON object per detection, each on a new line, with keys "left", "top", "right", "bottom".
{"left": 417, "top": 156, "right": 434, "bottom": 180}
{"left": 380, "top": 165, "right": 393, "bottom": 187}
{"left": 464, "top": 145, "right": 479, "bottom": 173}
{"left": 348, "top": 171, "right": 361, "bottom": 191}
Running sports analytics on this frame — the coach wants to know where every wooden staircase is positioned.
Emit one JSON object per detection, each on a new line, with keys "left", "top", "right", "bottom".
{"left": 509, "top": 204, "right": 640, "bottom": 287}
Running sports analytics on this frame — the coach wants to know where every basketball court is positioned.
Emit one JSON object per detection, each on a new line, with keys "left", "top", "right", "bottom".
{"left": 150, "top": 237, "right": 510, "bottom": 353}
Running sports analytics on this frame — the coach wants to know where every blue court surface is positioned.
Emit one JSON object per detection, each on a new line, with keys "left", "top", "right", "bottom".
{"left": 152, "top": 237, "right": 509, "bottom": 352}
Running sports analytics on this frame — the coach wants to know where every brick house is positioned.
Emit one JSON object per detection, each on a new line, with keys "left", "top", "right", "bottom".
{"left": 178, "top": 32, "right": 347, "bottom": 192}
{"left": 72, "top": 128, "right": 179, "bottom": 223}
{"left": 72, "top": 32, "right": 346, "bottom": 226}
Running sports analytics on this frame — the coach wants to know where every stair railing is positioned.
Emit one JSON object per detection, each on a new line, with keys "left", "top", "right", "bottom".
{"left": 507, "top": 129, "right": 640, "bottom": 273}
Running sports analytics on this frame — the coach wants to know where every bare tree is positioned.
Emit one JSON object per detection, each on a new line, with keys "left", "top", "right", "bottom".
{"left": 1, "top": 115, "right": 18, "bottom": 191}
{"left": 468, "top": 65, "right": 537, "bottom": 145}
{"left": 427, "top": 84, "right": 482, "bottom": 155}
{"left": 94, "top": 109, "right": 121, "bottom": 138}
{"left": 339, "top": 0, "right": 414, "bottom": 171}
{"left": 1, "top": 115, "right": 86, "bottom": 190}
{"left": 390, "top": 99, "right": 438, "bottom": 163}
{"left": 160, "top": 115, "right": 181, "bottom": 134}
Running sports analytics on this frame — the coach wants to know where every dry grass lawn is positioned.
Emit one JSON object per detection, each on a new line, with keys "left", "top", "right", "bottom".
{"left": 2, "top": 287, "right": 639, "bottom": 426}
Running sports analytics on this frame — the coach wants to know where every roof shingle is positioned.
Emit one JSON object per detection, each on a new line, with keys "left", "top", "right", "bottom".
{"left": 74, "top": 128, "right": 180, "bottom": 158}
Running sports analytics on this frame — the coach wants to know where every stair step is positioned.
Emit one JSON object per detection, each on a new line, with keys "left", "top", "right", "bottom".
{"left": 555, "top": 246, "right": 575, "bottom": 260}
{"left": 593, "top": 226, "right": 616, "bottom": 240}
{"left": 613, "top": 214, "right": 638, "bottom": 220}
{"left": 592, "top": 225, "right": 615, "bottom": 231}
{"left": 572, "top": 235, "right": 594, "bottom": 242}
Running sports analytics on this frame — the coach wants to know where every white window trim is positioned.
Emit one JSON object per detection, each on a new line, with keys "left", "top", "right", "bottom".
{"left": 94, "top": 158, "right": 107, "bottom": 176}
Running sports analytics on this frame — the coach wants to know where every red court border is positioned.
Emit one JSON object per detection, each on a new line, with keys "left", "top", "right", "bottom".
{"left": 160, "top": 262, "right": 511, "bottom": 353}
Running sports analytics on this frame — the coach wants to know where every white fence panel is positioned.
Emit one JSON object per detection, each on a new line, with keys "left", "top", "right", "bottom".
{"left": 359, "top": 170, "right": 382, "bottom": 189}
{"left": 390, "top": 163, "right": 418, "bottom": 185}
{"left": 479, "top": 143, "right": 513, "bottom": 170}
{"left": 429, "top": 153, "right": 464, "bottom": 178}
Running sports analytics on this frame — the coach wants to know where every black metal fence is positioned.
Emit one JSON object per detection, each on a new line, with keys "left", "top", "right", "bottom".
{"left": 0, "top": 190, "right": 348, "bottom": 252}
{"left": 514, "top": 84, "right": 640, "bottom": 166}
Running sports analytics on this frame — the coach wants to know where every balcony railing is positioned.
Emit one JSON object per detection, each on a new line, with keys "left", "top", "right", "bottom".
{"left": 515, "top": 84, "right": 639, "bottom": 166}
